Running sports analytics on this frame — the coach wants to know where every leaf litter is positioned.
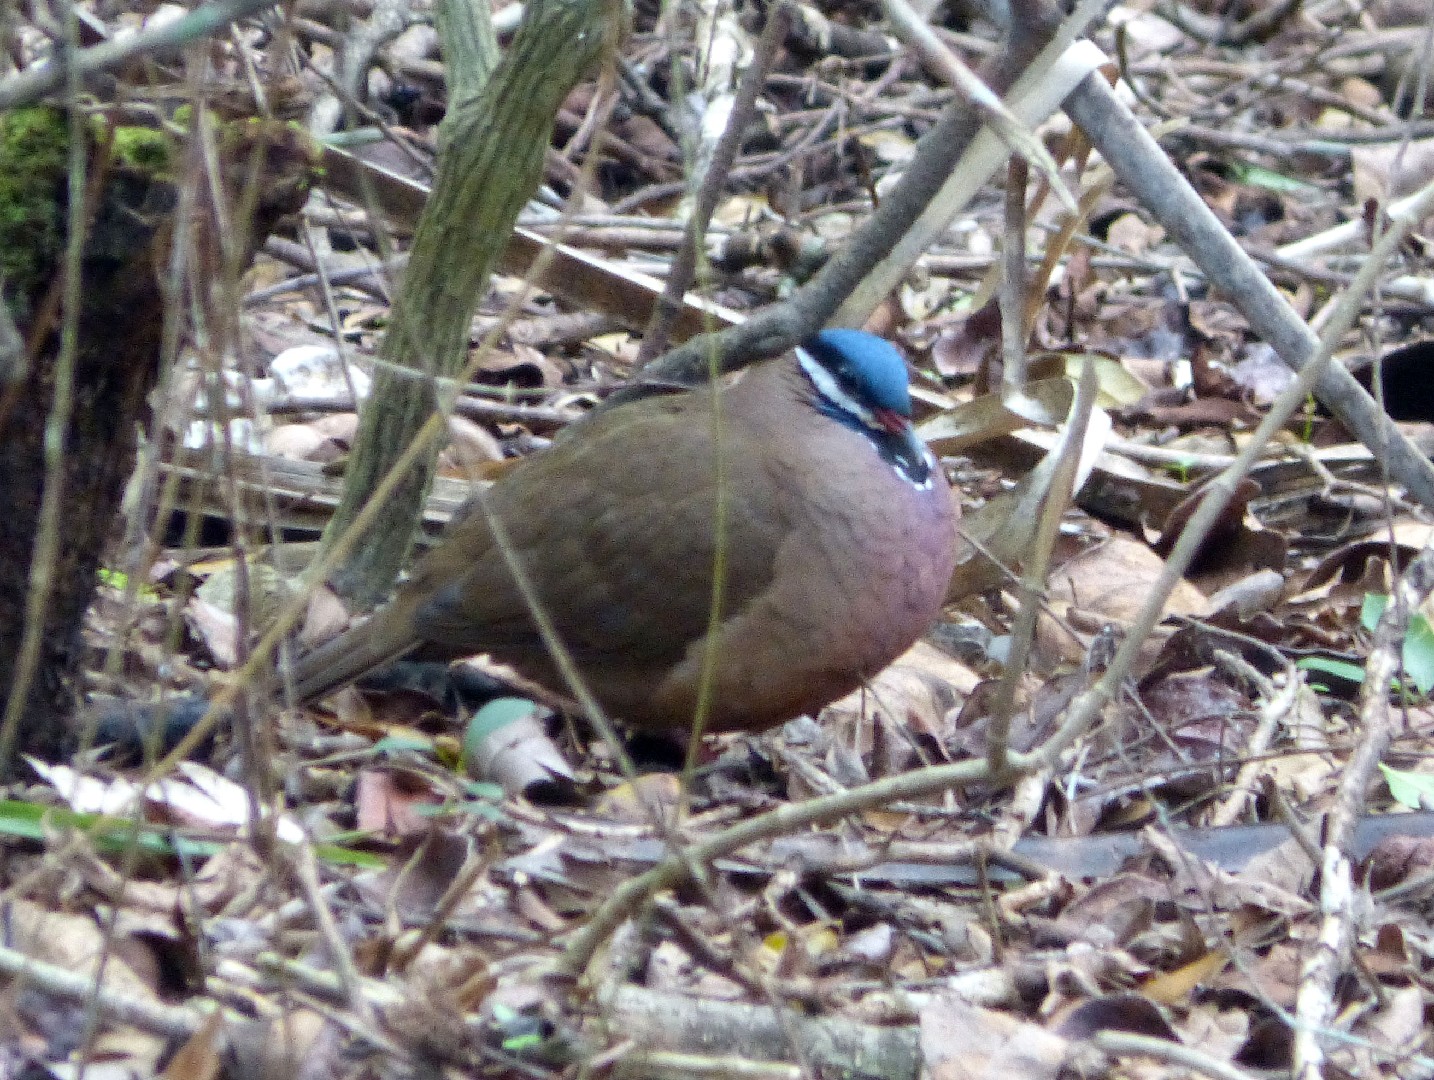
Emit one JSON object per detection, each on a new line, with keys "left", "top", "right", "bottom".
{"left": 8, "top": 0, "right": 1434, "bottom": 1076}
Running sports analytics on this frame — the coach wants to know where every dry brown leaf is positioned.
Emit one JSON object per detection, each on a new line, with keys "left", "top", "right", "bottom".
{"left": 299, "top": 583, "right": 353, "bottom": 648}
{"left": 160, "top": 1010, "right": 225, "bottom": 1080}
{"left": 226, "top": 1010, "right": 339, "bottom": 1080}
{"left": 353, "top": 768, "right": 441, "bottom": 837}
{"left": 1141, "top": 949, "right": 1229, "bottom": 1005}
{"left": 438, "top": 413, "right": 504, "bottom": 477}
{"left": 1039, "top": 535, "right": 1208, "bottom": 667}
{"left": 1105, "top": 212, "right": 1165, "bottom": 256}
{"left": 1352, "top": 138, "right": 1434, "bottom": 204}
{"left": 821, "top": 640, "right": 979, "bottom": 742}
{"left": 920, "top": 993, "right": 1069, "bottom": 1080}
{"left": 594, "top": 773, "right": 683, "bottom": 822}
{"left": 183, "top": 595, "right": 239, "bottom": 668}
{"left": 264, "top": 420, "right": 346, "bottom": 462}
{"left": 3, "top": 898, "right": 163, "bottom": 1003}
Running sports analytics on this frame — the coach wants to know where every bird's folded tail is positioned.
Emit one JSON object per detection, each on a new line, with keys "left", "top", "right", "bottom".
{"left": 86, "top": 604, "right": 422, "bottom": 761}
{"left": 282, "top": 605, "right": 419, "bottom": 705}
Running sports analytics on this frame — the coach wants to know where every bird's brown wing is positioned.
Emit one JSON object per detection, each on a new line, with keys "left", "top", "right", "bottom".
{"left": 407, "top": 388, "right": 789, "bottom": 669}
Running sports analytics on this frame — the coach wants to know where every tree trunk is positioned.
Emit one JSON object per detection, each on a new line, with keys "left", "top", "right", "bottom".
{"left": 0, "top": 109, "right": 316, "bottom": 766}
{"left": 322, "top": 0, "right": 625, "bottom": 609}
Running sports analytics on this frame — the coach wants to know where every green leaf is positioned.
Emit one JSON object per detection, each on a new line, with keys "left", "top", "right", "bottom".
{"left": 0, "top": 799, "right": 384, "bottom": 867}
{"left": 97, "top": 566, "right": 157, "bottom": 598}
{"left": 371, "top": 735, "right": 433, "bottom": 755}
{"left": 1296, "top": 656, "right": 1365, "bottom": 684}
{"left": 0, "top": 799, "right": 188, "bottom": 855}
{"left": 464, "top": 780, "right": 505, "bottom": 801}
{"left": 454, "top": 799, "right": 507, "bottom": 822}
{"left": 415, "top": 798, "right": 505, "bottom": 822}
{"left": 462, "top": 696, "right": 540, "bottom": 768}
{"left": 467, "top": 697, "right": 540, "bottom": 742}
{"left": 1380, "top": 763, "right": 1434, "bottom": 809}
{"left": 1362, "top": 592, "right": 1387, "bottom": 631}
{"left": 1403, "top": 615, "right": 1434, "bottom": 695}
{"left": 1226, "top": 161, "right": 1320, "bottom": 195}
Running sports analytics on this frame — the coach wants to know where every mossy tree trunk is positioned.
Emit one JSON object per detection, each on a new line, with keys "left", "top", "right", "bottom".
{"left": 322, "top": 0, "right": 626, "bottom": 610}
{"left": 0, "top": 110, "right": 316, "bottom": 765}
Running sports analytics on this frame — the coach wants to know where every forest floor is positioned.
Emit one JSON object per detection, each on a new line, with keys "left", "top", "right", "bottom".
{"left": 4, "top": 0, "right": 1434, "bottom": 1077}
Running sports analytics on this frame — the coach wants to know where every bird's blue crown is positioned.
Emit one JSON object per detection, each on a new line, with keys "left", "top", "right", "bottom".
{"left": 795, "top": 328, "right": 933, "bottom": 490}
{"left": 799, "top": 328, "right": 914, "bottom": 419}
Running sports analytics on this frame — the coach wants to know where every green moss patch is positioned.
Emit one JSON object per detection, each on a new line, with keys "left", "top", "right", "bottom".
{"left": 110, "top": 124, "right": 172, "bottom": 173}
{"left": 0, "top": 106, "right": 69, "bottom": 303}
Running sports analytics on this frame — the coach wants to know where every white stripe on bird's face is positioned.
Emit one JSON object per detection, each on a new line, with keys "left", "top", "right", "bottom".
{"left": 795, "top": 345, "right": 936, "bottom": 492}
{"left": 796, "top": 344, "right": 882, "bottom": 431}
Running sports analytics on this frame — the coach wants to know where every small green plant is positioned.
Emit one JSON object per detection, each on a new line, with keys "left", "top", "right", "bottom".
{"left": 1294, "top": 593, "right": 1434, "bottom": 699}
{"left": 1361, "top": 593, "right": 1434, "bottom": 696}
{"left": 1164, "top": 456, "right": 1198, "bottom": 484}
